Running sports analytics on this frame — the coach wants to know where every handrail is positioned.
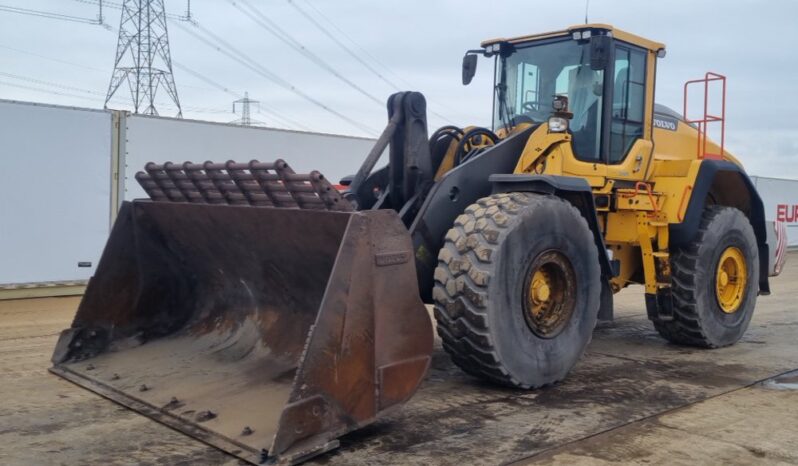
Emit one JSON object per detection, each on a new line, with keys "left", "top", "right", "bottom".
{"left": 683, "top": 72, "right": 726, "bottom": 160}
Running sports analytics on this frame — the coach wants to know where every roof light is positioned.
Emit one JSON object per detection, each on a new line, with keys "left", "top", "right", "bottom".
{"left": 581, "top": 30, "right": 592, "bottom": 40}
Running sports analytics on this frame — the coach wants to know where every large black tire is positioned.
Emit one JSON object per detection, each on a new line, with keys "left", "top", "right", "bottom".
{"left": 653, "top": 206, "right": 759, "bottom": 347}
{"left": 432, "top": 192, "right": 601, "bottom": 388}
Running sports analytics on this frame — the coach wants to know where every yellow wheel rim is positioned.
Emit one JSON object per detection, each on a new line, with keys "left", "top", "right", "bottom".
{"left": 715, "top": 246, "right": 747, "bottom": 313}
{"left": 523, "top": 251, "right": 576, "bottom": 338}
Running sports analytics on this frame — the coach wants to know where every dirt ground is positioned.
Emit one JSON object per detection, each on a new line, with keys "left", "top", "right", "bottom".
{"left": 1, "top": 253, "right": 797, "bottom": 465}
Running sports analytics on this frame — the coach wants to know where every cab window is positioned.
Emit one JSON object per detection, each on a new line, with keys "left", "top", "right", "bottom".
{"left": 609, "top": 46, "right": 646, "bottom": 163}
{"left": 494, "top": 39, "right": 604, "bottom": 162}
{"left": 515, "top": 63, "right": 540, "bottom": 113}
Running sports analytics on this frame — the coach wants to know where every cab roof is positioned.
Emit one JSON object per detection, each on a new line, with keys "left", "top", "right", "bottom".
{"left": 481, "top": 24, "right": 666, "bottom": 53}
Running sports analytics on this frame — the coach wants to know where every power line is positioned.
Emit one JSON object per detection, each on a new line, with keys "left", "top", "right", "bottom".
{"left": 0, "top": 77, "right": 318, "bottom": 129}
{"left": 101, "top": 23, "right": 309, "bottom": 131}
{"left": 71, "top": 0, "right": 188, "bottom": 22}
{"left": 0, "top": 43, "right": 306, "bottom": 129}
{"left": 0, "top": 80, "right": 108, "bottom": 103}
{"left": 2, "top": 1, "right": 375, "bottom": 134}
{"left": 286, "top": 0, "right": 401, "bottom": 92}
{"left": 171, "top": 62, "right": 310, "bottom": 130}
{"left": 0, "top": 71, "right": 106, "bottom": 96}
{"left": 0, "top": 76, "right": 232, "bottom": 116}
{"left": 0, "top": 43, "right": 225, "bottom": 96}
{"left": 0, "top": 4, "right": 98, "bottom": 24}
{"left": 293, "top": 0, "right": 458, "bottom": 124}
{"left": 0, "top": 44, "right": 105, "bottom": 72}
{"left": 174, "top": 20, "right": 378, "bottom": 135}
{"left": 73, "top": 0, "right": 123, "bottom": 9}
{"left": 172, "top": 62, "right": 240, "bottom": 99}
{"left": 298, "top": 0, "right": 412, "bottom": 89}
{"left": 230, "top": 0, "right": 384, "bottom": 107}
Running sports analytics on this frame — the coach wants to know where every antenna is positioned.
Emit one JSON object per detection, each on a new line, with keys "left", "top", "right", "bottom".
{"left": 105, "top": 0, "right": 183, "bottom": 117}
{"left": 585, "top": 0, "right": 590, "bottom": 24}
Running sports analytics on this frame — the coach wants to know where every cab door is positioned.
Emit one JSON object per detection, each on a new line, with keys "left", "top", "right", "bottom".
{"left": 604, "top": 43, "right": 656, "bottom": 181}
{"left": 559, "top": 63, "right": 608, "bottom": 185}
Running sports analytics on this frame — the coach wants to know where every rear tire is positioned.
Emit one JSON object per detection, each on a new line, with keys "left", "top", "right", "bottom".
{"left": 432, "top": 193, "right": 601, "bottom": 388}
{"left": 652, "top": 206, "right": 759, "bottom": 347}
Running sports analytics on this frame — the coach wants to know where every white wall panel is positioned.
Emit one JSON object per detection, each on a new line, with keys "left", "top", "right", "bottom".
{"left": 0, "top": 100, "right": 112, "bottom": 284}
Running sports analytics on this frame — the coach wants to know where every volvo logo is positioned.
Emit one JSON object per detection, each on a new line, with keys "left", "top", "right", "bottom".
{"left": 653, "top": 116, "right": 678, "bottom": 131}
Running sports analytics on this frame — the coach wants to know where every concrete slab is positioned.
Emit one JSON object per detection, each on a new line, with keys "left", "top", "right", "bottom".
{"left": 528, "top": 386, "right": 798, "bottom": 465}
{"left": 0, "top": 254, "right": 796, "bottom": 465}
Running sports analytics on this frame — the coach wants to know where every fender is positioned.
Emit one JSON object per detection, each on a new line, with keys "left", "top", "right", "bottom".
{"left": 408, "top": 126, "right": 536, "bottom": 303}
{"left": 489, "top": 174, "right": 617, "bottom": 279}
{"left": 670, "top": 160, "right": 770, "bottom": 294}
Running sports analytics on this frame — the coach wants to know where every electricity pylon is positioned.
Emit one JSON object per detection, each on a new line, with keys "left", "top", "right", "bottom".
{"left": 105, "top": 0, "right": 182, "bottom": 117}
{"left": 231, "top": 92, "right": 262, "bottom": 126}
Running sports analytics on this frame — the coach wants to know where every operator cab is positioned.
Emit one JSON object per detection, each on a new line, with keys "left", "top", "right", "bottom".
{"left": 463, "top": 24, "right": 666, "bottom": 167}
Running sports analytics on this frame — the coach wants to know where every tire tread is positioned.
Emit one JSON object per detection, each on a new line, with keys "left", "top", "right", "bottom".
{"left": 653, "top": 205, "right": 752, "bottom": 348}
{"left": 432, "top": 193, "right": 596, "bottom": 388}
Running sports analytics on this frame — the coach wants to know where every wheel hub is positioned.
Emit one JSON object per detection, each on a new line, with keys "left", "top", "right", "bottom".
{"left": 715, "top": 246, "right": 747, "bottom": 314}
{"left": 523, "top": 251, "right": 577, "bottom": 338}
{"left": 530, "top": 272, "right": 551, "bottom": 304}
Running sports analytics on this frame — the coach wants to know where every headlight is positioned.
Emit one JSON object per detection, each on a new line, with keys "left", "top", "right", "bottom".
{"left": 548, "top": 116, "right": 569, "bottom": 132}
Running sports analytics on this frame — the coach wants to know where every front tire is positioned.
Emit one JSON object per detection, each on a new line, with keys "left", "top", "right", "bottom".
{"left": 653, "top": 206, "right": 759, "bottom": 347}
{"left": 432, "top": 193, "right": 601, "bottom": 388}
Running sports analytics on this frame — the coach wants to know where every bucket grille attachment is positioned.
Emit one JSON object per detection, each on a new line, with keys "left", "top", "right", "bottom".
{"left": 135, "top": 159, "right": 352, "bottom": 211}
{"left": 50, "top": 170, "right": 432, "bottom": 463}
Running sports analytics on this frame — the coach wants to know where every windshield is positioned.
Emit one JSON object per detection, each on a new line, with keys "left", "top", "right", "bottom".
{"left": 494, "top": 39, "right": 604, "bottom": 161}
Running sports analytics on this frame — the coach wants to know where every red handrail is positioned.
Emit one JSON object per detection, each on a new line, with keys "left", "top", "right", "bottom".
{"left": 683, "top": 72, "right": 726, "bottom": 160}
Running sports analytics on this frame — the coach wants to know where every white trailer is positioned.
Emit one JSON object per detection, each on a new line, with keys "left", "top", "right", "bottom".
{"left": 0, "top": 99, "right": 375, "bottom": 298}
{"left": 0, "top": 100, "right": 114, "bottom": 297}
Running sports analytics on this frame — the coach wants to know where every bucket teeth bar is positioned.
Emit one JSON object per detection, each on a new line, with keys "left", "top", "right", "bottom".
{"left": 135, "top": 159, "right": 352, "bottom": 211}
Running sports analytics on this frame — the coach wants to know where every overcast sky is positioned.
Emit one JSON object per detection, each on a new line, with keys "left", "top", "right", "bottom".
{"left": 1, "top": 0, "right": 797, "bottom": 177}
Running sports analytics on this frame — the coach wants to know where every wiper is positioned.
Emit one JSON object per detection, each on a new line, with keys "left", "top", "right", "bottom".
{"left": 494, "top": 82, "right": 514, "bottom": 133}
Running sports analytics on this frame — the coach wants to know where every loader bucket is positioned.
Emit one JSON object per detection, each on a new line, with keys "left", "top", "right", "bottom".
{"left": 50, "top": 161, "right": 433, "bottom": 464}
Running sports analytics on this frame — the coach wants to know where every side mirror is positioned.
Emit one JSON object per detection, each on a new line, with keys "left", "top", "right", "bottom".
{"left": 462, "top": 54, "right": 478, "bottom": 85}
{"left": 590, "top": 35, "right": 612, "bottom": 71}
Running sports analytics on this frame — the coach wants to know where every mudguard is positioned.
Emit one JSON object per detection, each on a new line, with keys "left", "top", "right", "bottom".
{"left": 489, "top": 173, "right": 616, "bottom": 279}
{"left": 408, "top": 126, "right": 536, "bottom": 302}
{"left": 670, "top": 160, "right": 770, "bottom": 294}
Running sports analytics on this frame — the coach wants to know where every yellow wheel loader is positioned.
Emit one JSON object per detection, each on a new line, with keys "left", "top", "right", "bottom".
{"left": 51, "top": 24, "right": 783, "bottom": 464}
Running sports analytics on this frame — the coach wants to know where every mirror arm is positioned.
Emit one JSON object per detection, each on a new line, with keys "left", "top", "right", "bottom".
{"left": 465, "top": 49, "right": 488, "bottom": 57}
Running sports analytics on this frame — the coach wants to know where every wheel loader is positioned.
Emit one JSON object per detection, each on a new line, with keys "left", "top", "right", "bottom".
{"left": 51, "top": 24, "right": 785, "bottom": 464}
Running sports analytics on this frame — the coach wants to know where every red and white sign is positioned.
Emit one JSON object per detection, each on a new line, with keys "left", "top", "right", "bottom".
{"left": 751, "top": 176, "right": 797, "bottom": 248}
{"left": 777, "top": 204, "right": 798, "bottom": 223}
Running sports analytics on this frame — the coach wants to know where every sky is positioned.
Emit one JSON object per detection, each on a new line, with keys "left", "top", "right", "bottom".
{"left": 1, "top": 0, "right": 797, "bottom": 177}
